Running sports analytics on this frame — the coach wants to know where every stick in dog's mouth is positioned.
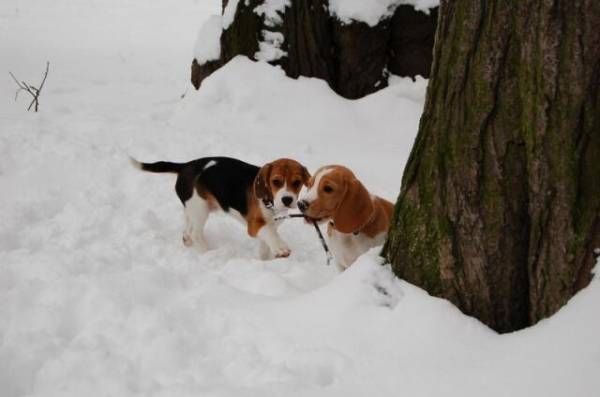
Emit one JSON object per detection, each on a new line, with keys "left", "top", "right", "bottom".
{"left": 274, "top": 213, "right": 325, "bottom": 223}
{"left": 272, "top": 213, "right": 333, "bottom": 266}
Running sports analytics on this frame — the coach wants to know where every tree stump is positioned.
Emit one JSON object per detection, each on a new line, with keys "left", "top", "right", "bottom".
{"left": 191, "top": 1, "right": 438, "bottom": 99}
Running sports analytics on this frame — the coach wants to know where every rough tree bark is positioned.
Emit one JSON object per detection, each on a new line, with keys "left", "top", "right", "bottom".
{"left": 192, "top": 1, "right": 438, "bottom": 99}
{"left": 383, "top": 0, "right": 600, "bottom": 333}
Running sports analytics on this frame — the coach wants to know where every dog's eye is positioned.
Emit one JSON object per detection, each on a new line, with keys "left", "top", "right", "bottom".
{"left": 323, "top": 186, "right": 334, "bottom": 193}
{"left": 272, "top": 179, "right": 283, "bottom": 187}
{"left": 292, "top": 180, "right": 302, "bottom": 188}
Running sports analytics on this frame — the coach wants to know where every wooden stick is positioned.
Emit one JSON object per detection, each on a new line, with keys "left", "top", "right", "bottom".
{"left": 273, "top": 213, "right": 305, "bottom": 221}
{"left": 274, "top": 213, "right": 333, "bottom": 266}
{"left": 311, "top": 220, "right": 333, "bottom": 266}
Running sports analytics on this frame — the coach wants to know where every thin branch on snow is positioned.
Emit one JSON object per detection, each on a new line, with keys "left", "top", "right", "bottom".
{"left": 180, "top": 87, "right": 189, "bottom": 99}
{"left": 9, "top": 61, "right": 50, "bottom": 112}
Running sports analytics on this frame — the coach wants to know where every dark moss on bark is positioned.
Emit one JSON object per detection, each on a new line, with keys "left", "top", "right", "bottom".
{"left": 383, "top": 0, "right": 600, "bottom": 333}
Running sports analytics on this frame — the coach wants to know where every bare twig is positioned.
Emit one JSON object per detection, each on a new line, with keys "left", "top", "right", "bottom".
{"left": 9, "top": 61, "right": 49, "bottom": 112}
{"left": 8, "top": 72, "right": 25, "bottom": 101}
{"left": 180, "top": 87, "right": 189, "bottom": 99}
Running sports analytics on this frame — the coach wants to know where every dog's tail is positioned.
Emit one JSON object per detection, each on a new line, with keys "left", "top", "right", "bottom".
{"left": 130, "top": 157, "right": 185, "bottom": 174}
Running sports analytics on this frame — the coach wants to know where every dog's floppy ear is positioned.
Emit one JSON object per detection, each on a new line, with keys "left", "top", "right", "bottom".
{"left": 254, "top": 163, "right": 273, "bottom": 201}
{"left": 333, "top": 177, "right": 374, "bottom": 234}
{"left": 301, "top": 166, "right": 311, "bottom": 185}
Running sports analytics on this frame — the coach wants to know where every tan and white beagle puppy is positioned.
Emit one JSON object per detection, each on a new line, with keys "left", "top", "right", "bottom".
{"left": 297, "top": 165, "right": 394, "bottom": 270}
{"left": 132, "top": 156, "right": 310, "bottom": 259}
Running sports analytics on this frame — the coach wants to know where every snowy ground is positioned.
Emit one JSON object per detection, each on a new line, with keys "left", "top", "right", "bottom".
{"left": 1, "top": 1, "right": 599, "bottom": 396}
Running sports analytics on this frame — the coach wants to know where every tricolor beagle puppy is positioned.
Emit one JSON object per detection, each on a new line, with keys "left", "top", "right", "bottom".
{"left": 297, "top": 165, "right": 394, "bottom": 270}
{"left": 132, "top": 156, "right": 310, "bottom": 259}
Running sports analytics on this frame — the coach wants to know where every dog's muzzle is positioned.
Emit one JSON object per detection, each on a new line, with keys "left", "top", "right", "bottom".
{"left": 297, "top": 200, "right": 309, "bottom": 213}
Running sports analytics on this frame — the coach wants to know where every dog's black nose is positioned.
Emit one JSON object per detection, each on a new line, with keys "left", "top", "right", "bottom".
{"left": 282, "top": 196, "right": 293, "bottom": 207}
{"left": 297, "top": 200, "right": 309, "bottom": 212}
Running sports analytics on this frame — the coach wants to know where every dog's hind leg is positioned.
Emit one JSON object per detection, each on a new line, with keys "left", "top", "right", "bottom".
{"left": 183, "top": 190, "right": 210, "bottom": 253}
{"left": 182, "top": 211, "right": 194, "bottom": 247}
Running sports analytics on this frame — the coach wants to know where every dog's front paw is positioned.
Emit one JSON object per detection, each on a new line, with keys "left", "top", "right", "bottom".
{"left": 274, "top": 247, "right": 291, "bottom": 258}
{"left": 182, "top": 233, "right": 193, "bottom": 247}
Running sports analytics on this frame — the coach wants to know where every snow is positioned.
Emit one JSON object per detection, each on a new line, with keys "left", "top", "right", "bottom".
{"left": 222, "top": 0, "right": 241, "bottom": 29}
{"left": 193, "top": 14, "right": 222, "bottom": 64}
{"left": 1, "top": 1, "right": 599, "bottom": 397}
{"left": 255, "top": 31, "right": 287, "bottom": 62}
{"left": 328, "top": 0, "right": 439, "bottom": 27}
{"left": 405, "top": 0, "right": 440, "bottom": 13}
{"left": 254, "top": 0, "right": 290, "bottom": 27}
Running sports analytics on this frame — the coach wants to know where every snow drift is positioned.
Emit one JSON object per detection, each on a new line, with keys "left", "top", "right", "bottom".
{"left": 0, "top": 1, "right": 599, "bottom": 397}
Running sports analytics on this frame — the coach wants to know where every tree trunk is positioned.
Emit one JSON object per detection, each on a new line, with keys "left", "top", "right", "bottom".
{"left": 383, "top": 0, "right": 600, "bottom": 333}
{"left": 191, "top": 1, "right": 437, "bottom": 99}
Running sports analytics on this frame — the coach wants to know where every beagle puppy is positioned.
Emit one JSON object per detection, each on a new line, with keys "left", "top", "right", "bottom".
{"left": 132, "top": 156, "right": 310, "bottom": 259}
{"left": 297, "top": 165, "right": 393, "bottom": 270}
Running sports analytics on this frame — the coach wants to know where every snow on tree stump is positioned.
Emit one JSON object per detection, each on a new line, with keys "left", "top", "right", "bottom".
{"left": 191, "top": 1, "right": 438, "bottom": 99}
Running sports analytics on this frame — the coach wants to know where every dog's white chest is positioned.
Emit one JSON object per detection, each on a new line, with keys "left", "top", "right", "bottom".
{"left": 327, "top": 225, "right": 386, "bottom": 271}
